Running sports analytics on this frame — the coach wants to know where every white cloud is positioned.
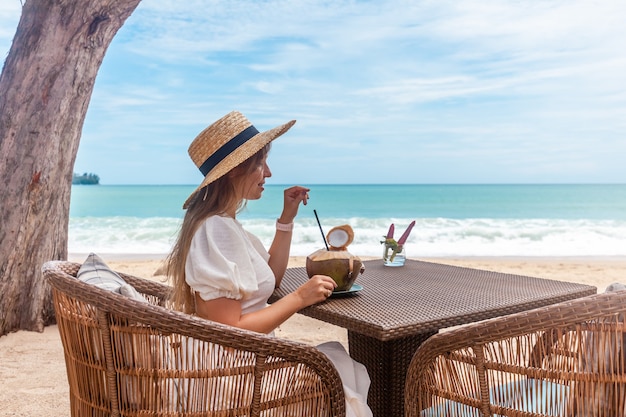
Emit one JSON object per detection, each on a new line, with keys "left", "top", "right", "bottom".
{"left": 2, "top": 0, "right": 625, "bottom": 184}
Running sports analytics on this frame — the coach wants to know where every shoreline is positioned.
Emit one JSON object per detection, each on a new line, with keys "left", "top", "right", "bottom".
{"left": 69, "top": 252, "right": 626, "bottom": 262}
{"left": 3, "top": 256, "right": 626, "bottom": 416}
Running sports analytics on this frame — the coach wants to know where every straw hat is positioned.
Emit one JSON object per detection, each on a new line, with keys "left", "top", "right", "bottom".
{"left": 183, "top": 111, "right": 296, "bottom": 208}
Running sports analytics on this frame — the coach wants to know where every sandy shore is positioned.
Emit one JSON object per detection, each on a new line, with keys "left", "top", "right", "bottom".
{"left": 2, "top": 255, "right": 626, "bottom": 416}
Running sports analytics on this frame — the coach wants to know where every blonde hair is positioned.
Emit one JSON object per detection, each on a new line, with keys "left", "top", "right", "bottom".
{"left": 166, "top": 144, "right": 271, "bottom": 313}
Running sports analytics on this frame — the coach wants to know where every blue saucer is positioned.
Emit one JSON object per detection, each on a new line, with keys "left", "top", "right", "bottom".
{"left": 330, "top": 283, "right": 363, "bottom": 297}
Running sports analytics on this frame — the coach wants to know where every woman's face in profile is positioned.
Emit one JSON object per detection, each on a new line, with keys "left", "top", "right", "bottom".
{"left": 237, "top": 156, "right": 271, "bottom": 201}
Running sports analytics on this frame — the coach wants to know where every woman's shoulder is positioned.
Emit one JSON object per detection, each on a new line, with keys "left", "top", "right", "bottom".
{"left": 203, "top": 214, "right": 234, "bottom": 224}
{"left": 201, "top": 214, "right": 237, "bottom": 227}
{"left": 198, "top": 215, "right": 243, "bottom": 236}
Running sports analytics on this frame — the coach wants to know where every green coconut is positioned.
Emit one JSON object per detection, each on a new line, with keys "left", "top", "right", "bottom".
{"left": 306, "top": 225, "right": 364, "bottom": 291}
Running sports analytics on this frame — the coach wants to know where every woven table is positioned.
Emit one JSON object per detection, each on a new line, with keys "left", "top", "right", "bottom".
{"left": 270, "top": 259, "right": 596, "bottom": 417}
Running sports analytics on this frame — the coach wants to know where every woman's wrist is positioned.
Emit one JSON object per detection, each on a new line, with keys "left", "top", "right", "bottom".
{"left": 285, "top": 289, "right": 309, "bottom": 310}
{"left": 276, "top": 219, "right": 294, "bottom": 232}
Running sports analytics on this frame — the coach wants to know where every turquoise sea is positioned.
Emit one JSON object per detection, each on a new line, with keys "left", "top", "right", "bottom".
{"left": 69, "top": 184, "right": 626, "bottom": 258}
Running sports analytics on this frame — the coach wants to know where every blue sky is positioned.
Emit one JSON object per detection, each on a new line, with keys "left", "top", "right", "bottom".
{"left": 1, "top": 0, "right": 625, "bottom": 185}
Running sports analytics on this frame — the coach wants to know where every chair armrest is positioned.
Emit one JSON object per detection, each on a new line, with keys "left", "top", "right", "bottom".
{"left": 405, "top": 291, "right": 626, "bottom": 417}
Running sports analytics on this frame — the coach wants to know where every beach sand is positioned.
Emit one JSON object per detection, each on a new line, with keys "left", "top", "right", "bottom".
{"left": 2, "top": 256, "right": 626, "bottom": 416}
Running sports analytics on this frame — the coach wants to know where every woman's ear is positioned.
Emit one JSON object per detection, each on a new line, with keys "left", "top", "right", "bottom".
{"left": 226, "top": 167, "right": 238, "bottom": 179}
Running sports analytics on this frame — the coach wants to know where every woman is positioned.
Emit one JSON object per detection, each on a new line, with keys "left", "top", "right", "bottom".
{"left": 166, "top": 111, "right": 371, "bottom": 417}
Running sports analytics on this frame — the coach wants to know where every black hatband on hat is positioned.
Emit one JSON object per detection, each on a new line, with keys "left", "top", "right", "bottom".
{"left": 198, "top": 125, "right": 260, "bottom": 176}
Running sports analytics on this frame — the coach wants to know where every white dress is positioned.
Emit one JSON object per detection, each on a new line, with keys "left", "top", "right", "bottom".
{"left": 186, "top": 215, "right": 372, "bottom": 417}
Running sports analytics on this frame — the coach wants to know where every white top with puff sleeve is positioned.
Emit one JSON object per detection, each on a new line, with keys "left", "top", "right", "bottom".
{"left": 185, "top": 215, "right": 276, "bottom": 315}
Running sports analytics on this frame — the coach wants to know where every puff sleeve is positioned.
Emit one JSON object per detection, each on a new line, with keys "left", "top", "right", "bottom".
{"left": 185, "top": 216, "right": 265, "bottom": 301}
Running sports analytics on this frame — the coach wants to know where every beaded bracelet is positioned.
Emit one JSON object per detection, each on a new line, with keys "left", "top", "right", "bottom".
{"left": 275, "top": 219, "right": 294, "bottom": 232}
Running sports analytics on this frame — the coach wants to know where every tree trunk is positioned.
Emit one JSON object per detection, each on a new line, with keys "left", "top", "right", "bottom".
{"left": 0, "top": 0, "right": 141, "bottom": 336}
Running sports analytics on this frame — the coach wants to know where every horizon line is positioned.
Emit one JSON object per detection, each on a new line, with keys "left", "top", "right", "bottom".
{"left": 72, "top": 182, "right": 626, "bottom": 186}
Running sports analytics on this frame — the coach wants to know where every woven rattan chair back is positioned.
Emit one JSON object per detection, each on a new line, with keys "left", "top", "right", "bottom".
{"left": 405, "top": 290, "right": 626, "bottom": 417}
{"left": 43, "top": 260, "right": 345, "bottom": 417}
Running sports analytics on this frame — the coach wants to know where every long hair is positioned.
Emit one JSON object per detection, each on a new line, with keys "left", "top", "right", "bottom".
{"left": 166, "top": 144, "right": 271, "bottom": 313}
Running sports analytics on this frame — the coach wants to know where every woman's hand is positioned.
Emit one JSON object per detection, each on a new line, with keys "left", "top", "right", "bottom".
{"left": 278, "top": 185, "right": 310, "bottom": 224}
{"left": 194, "top": 275, "right": 337, "bottom": 334}
{"left": 294, "top": 274, "right": 337, "bottom": 306}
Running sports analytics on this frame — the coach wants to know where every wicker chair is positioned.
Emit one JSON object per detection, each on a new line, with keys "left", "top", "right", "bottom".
{"left": 405, "top": 290, "right": 626, "bottom": 417}
{"left": 43, "top": 260, "right": 346, "bottom": 417}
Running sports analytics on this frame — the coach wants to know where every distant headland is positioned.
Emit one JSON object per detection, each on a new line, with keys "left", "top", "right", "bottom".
{"left": 72, "top": 172, "right": 100, "bottom": 185}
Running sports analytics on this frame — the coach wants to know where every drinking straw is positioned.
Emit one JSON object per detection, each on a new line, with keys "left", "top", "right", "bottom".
{"left": 313, "top": 209, "right": 330, "bottom": 250}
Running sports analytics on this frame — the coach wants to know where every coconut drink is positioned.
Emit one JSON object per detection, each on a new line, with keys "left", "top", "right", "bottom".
{"left": 306, "top": 225, "right": 365, "bottom": 292}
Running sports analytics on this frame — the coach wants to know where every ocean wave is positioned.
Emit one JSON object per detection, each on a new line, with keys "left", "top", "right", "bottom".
{"left": 69, "top": 217, "right": 182, "bottom": 255}
{"left": 69, "top": 216, "right": 626, "bottom": 257}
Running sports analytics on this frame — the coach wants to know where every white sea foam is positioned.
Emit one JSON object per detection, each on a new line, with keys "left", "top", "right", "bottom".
{"left": 69, "top": 216, "right": 626, "bottom": 257}
{"left": 69, "top": 217, "right": 182, "bottom": 255}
